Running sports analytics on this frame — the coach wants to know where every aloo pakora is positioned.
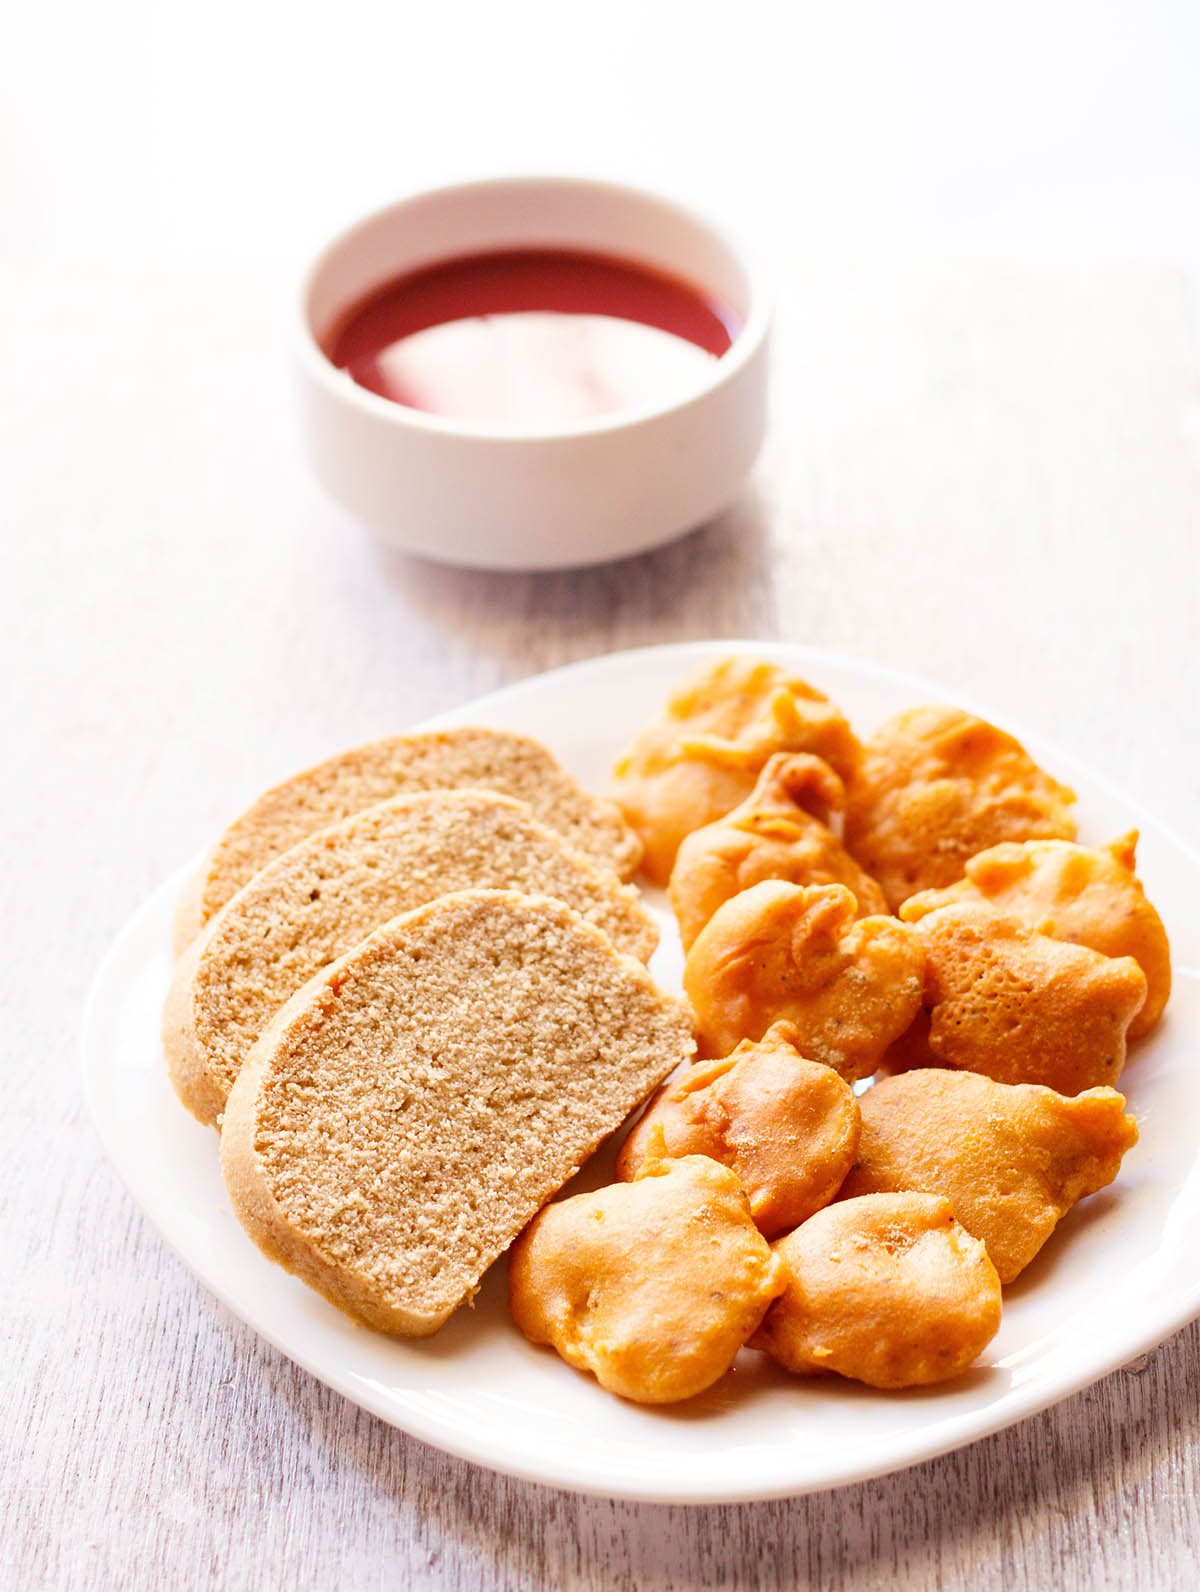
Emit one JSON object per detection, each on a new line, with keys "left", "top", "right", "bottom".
{"left": 669, "top": 752, "right": 887, "bottom": 949}
{"left": 843, "top": 705, "right": 1077, "bottom": 910}
{"left": 901, "top": 832, "right": 1170, "bottom": 1037}
{"left": 893, "top": 903, "right": 1146, "bottom": 1094}
{"left": 612, "top": 657, "right": 861, "bottom": 885}
{"left": 508, "top": 1156, "right": 784, "bottom": 1405}
{"left": 752, "top": 1192, "right": 1002, "bottom": 1388}
{"left": 841, "top": 1069, "right": 1138, "bottom": 1281}
{"left": 683, "top": 880, "right": 925, "bottom": 1074}
{"left": 616, "top": 1020, "right": 861, "bottom": 1237}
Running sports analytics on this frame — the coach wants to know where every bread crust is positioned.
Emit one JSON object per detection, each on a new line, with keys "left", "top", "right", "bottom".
{"left": 162, "top": 932, "right": 225, "bottom": 1126}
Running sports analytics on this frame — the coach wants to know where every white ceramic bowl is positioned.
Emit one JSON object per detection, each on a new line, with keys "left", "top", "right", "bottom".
{"left": 296, "top": 176, "right": 770, "bottom": 571}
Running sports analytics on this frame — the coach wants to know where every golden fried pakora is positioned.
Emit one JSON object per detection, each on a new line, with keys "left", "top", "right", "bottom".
{"left": 683, "top": 881, "right": 925, "bottom": 1075}
{"left": 891, "top": 903, "right": 1146, "bottom": 1094}
{"left": 751, "top": 1192, "right": 1001, "bottom": 1388}
{"left": 611, "top": 657, "right": 861, "bottom": 886}
{"left": 900, "top": 832, "right": 1170, "bottom": 1038}
{"left": 616, "top": 1021, "right": 861, "bottom": 1238}
{"left": 669, "top": 753, "right": 887, "bottom": 949}
{"left": 508, "top": 1156, "right": 785, "bottom": 1405}
{"left": 843, "top": 705, "right": 1077, "bottom": 910}
{"left": 841, "top": 1069, "right": 1138, "bottom": 1282}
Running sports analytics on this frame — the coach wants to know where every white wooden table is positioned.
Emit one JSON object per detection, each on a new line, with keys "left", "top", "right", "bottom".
{"left": 6, "top": 3, "right": 1200, "bottom": 1586}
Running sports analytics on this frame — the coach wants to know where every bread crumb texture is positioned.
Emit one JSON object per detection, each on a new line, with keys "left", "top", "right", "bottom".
{"left": 222, "top": 890, "right": 694, "bottom": 1334}
{"left": 178, "top": 790, "right": 656, "bottom": 1123}
{"left": 198, "top": 726, "right": 642, "bottom": 933}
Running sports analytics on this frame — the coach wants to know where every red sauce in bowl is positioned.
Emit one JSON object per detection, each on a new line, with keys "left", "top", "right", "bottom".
{"left": 323, "top": 248, "right": 741, "bottom": 426}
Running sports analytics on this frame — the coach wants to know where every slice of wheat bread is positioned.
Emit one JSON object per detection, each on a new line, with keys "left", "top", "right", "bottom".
{"left": 164, "top": 790, "right": 659, "bottom": 1126}
{"left": 174, "top": 727, "right": 642, "bottom": 952}
{"left": 219, "top": 890, "right": 695, "bottom": 1337}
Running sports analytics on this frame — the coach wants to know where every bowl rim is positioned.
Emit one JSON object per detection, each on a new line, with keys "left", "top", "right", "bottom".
{"left": 294, "top": 173, "right": 772, "bottom": 444}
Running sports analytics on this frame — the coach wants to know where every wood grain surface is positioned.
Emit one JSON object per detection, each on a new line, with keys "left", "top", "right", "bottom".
{"left": 5, "top": 250, "right": 1200, "bottom": 1589}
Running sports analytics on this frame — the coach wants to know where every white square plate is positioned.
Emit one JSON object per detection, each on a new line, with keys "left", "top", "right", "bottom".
{"left": 82, "top": 642, "right": 1200, "bottom": 1502}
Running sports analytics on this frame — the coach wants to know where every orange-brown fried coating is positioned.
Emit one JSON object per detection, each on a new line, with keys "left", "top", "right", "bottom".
{"left": 683, "top": 881, "right": 925, "bottom": 1076}
{"left": 669, "top": 753, "right": 888, "bottom": 950}
{"left": 893, "top": 904, "right": 1146, "bottom": 1095}
{"left": 841, "top": 1070, "right": 1138, "bottom": 1282}
{"left": 612, "top": 657, "right": 861, "bottom": 886}
{"left": 751, "top": 1192, "right": 1001, "bottom": 1388}
{"left": 843, "top": 705, "right": 1077, "bottom": 910}
{"left": 900, "top": 832, "right": 1170, "bottom": 1038}
{"left": 508, "top": 1156, "right": 785, "bottom": 1405}
{"left": 616, "top": 1021, "right": 861, "bottom": 1238}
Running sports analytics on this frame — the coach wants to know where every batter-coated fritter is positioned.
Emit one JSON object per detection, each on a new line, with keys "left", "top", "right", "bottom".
{"left": 892, "top": 904, "right": 1146, "bottom": 1095}
{"left": 616, "top": 1021, "right": 861, "bottom": 1238}
{"left": 508, "top": 1156, "right": 785, "bottom": 1405}
{"left": 612, "top": 657, "right": 861, "bottom": 886}
{"left": 669, "top": 753, "right": 887, "bottom": 950}
{"left": 752, "top": 1192, "right": 1001, "bottom": 1388}
{"left": 900, "top": 832, "right": 1170, "bottom": 1038}
{"left": 843, "top": 705, "right": 1077, "bottom": 910}
{"left": 841, "top": 1069, "right": 1138, "bottom": 1282}
{"left": 684, "top": 881, "right": 925, "bottom": 1076}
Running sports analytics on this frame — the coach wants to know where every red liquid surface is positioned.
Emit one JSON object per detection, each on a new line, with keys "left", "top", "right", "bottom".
{"left": 323, "top": 248, "right": 741, "bottom": 425}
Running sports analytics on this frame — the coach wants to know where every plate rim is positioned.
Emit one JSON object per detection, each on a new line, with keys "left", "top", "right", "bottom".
{"left": 81, "top": 639, "right": 1200, "bottom": 1504}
